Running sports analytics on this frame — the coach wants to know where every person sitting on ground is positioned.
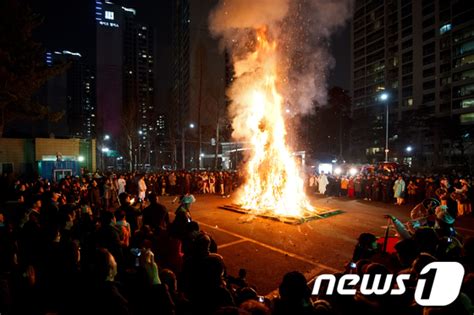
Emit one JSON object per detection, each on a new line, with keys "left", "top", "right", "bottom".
{"left": 160, "top": 268, "right": 192, "bottom": 315}
{"left": 412, "top": 228, "right": 439, "bottom": 256}
{"left": 273, "top": 271, "right": 316, "bottom": 315}
{"left": 86, "top": 248, "right": 130, "bottom": 315}
{"left": 435, "top": 236, "right": 463, "bottom": 261}
{"left": 352, "top": 233, "right": 379, "bottom": 263}
{"left": 227, "top": 268, "right": 249, "bottom": 290}
{"left": 181, "top": 233, "right": 231, "bottom": 311}
{"left": 133, "top": 249, "right": 175, "bottom": 315}
{"left": 142, "top": 192, "right": 170, "bottom": 234}
{"left": 240, "top": 299, "right": 271, "bottom": 315}
{"left": 394, "top": 238, "right": 420, "bottom": 270}
{"left": 181, "top": 221, "right": 218, "bottom": 259}
{"left": 233, "top": 287, "right": 259, "bottom": 307}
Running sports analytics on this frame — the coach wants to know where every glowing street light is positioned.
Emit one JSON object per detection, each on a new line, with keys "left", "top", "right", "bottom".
{"left": 406, "top": 146, "right": 413, "bottom": 153}
{"left": 379, "top": 91, "right": 390, "bottom": 162}
{"left": 349, "top": 167, "right": 358, "bottom": 176}
{"left": 334, "top": 167, "right": 342, "bottom": 175}
{"left": 104, "top": 134, "right": 110, "bottom": 140}
{"left": 182, "top": 122, "right": 196, "bottom": 169}
{"left": 101, "top": 147, "right": 109, "bottom": 153}
{"left": 78, "top": 156, "right": 85, "bottom": 162}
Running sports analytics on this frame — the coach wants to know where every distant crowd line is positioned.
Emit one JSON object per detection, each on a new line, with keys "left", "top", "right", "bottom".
{"left": 307, "top": 171, "right": 473, "bottom": 217}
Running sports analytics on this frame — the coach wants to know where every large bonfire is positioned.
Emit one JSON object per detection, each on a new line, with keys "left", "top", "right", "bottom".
{"left": 209, "top": 0, "right": 352, "bottom": 218}
{"left": 231, "top": 27, "right": 316, "bottom": 218}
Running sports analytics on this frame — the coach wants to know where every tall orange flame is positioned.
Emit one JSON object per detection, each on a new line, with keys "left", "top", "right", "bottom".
{"left": 234, "top": 28, "right": 316, "bottom": 217}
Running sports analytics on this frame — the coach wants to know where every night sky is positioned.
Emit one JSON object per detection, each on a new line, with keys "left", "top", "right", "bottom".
{"left": 27, "top": 0, "right": 350, "bottom": 91}
{"left": 329, "top": 25, "right": 351, "bottom": 91}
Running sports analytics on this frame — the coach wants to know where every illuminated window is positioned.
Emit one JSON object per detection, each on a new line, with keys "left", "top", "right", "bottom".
{"left": 456, "top": 54, "right": 474, "bottom": 67}
{"left": 456, "top": 40, "right": 474, "bottom": 56}
{"left": 105, "top": 11, "right": 114, "bottom": 20}
{"left": 457, "top": 84, "right": 474, "bottom": 97}
{"left": 440, "top": 23, "right": 451, "bottom": 35}
{"left": 462, "top": 98, "right": 474, "bottom": 108}
{"left": 460, "top": 113, "right": 474, "bottom": 123}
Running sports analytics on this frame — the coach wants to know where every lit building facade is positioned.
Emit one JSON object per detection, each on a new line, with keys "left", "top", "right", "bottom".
{"left": 351, "top": 0, "right": 474, "bottom": 169}
{"left": 43, "top": 50, "right": 96, "bottom": 139}
{"left": 172, "top": 0, "right": 227, "bottom": 169}
{"left": 96, "top": 1, "right": 157, "bottom": 168}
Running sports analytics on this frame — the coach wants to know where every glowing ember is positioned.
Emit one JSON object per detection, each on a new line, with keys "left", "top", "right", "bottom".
{"left": 232, "top": 28, "right": 316, "bottom": 217}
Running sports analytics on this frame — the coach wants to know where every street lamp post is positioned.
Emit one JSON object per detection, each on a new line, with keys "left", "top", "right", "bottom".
{"left": 380, "top": 92, "right": 389, "bottom": 162}
{"left": 101, "top": 147, "right": 109, "bottom": 171}
{"left": 138, "top": 130, "right": 143, "bottom": 171}
{"left": 101, "top": 135, "right": 110, "bottom": 170}
{"left": 181, "top": 123, "right": 195, "bottom": 169}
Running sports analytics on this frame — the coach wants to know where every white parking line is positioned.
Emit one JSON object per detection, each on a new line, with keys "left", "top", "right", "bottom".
{"left": 199, "top": 221, "right": 340, "bottom": 273}
{"left": 219, "top": 239, "right": 248, "bottom": 249}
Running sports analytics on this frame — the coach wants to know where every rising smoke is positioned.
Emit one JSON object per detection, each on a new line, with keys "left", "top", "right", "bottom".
{"left": 209, "top": 0, "right": 353, "bottom": 114}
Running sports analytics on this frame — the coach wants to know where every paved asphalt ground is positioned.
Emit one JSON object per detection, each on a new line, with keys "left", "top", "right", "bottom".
{"left": 159, "top": 193, "right": 474, "bottom": 296}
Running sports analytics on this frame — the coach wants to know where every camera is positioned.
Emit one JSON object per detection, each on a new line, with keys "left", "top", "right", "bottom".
{"left": 130, "top": 248, "right": 141, "bottom": 257}
{"left": 131, "top": 248, "right": 141, "bottom": 267}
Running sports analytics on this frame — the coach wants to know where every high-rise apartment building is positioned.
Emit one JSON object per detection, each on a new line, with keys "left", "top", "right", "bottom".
{"left": 96, "top": 0, "right": 126, "bottom": 139}
{"left": 351, "top": 0, "right": 474, "bottom": 168}
{"left": 171, "top": 0, "right": 226, "bottom": 169}
{"left": 42, "top": 50, "right": 96, "bottom": 139}
{"left": 171, "top": 0, "right": 191, "bottom": 166}
{"left": 96, "top": 1, "right": 157, "bottom": 167}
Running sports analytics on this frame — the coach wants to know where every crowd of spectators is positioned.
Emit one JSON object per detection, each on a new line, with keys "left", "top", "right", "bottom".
{"left": 0, "top": 169, "right": 472, "bottom": 314}
{"left": 308, "top": 171, "right": 473, "bottom": 217}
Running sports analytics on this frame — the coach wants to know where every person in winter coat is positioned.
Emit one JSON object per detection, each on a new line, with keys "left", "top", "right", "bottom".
{"left": 393, "top": 175, "right": 406, "bottom": 205}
